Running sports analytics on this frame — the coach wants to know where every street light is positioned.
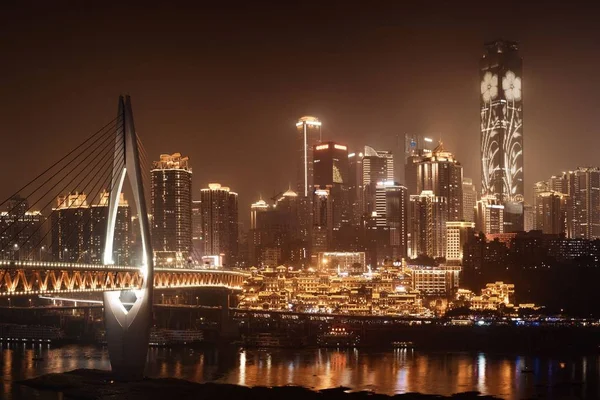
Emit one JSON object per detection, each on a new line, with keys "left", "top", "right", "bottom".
{"left": 39, "top": 246, "right": 46, "bottom": 261}
{"left": 161, "top": 293, "right": 164, "bottom": 304}
{"left": 13, "top": 243, "right": 19, "bottom": 260}
{"left": 196, "top": 296, "right": 199, "bottom": 306}
{"left": 8, "top": 297, "right": 11, "bottom": 307}
{"left": 28, "top": 298, "right": 32, "bottom": 307}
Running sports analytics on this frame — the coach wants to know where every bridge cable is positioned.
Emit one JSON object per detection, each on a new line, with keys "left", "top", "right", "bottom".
{"left": 23, "top": 144, "right": 125, "bottom": 260}
{"left": 0, "top": 124, "right": 122, "bottom": 250}
{"left": 0, "top": 117, "right": 120, "bottom": 213}
{"left": 1, "top": 132, "right": 123, "bottom": 256}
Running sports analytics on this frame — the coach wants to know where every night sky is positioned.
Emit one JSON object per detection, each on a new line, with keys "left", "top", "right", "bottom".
{"left": 1, "top": 1, "right": 598, "bottom": 226}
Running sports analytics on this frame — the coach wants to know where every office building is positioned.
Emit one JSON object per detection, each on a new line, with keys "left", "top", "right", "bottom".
{"left": 313, "top": 142, "right": 350, "bottom": 229}
{"left": 191, "top": 200, "right": 203, "bottom": 260}
{"left": 480, "top": 39, "right": 524, "bottom": 204}
{"left": 462, "top": 178, "right": 477, "bottom": 223}
{"left": 404, "top": 134, "right": 434, "bottom": 196}
{"left": 295, "top": 116, "right": 322, "bottom": 197}
{"left": 409, "top": 190, "right": 447, "bottom": 259}
{"left": 415, "top": 142, "right": 463, "bottom": 221}
{"left": 534, "top": 191, "right": 568, "bottom": 235}
{"left": 200, "top": 183, "right": 239, "bottom": 266}
{"left": 475, "top": 196, "right": 504, "bottom": 234}
{"left": 385, "top": 182, "right": 409, "bottom": 260}
{"left": 90, "top": 191, "right": 131, "bottom": 265}
{"left": 151, "top": 153, "right": 192, "bottom": 265}
{"left": 363, "top": 145, "right": 394, "bottom": 215}
{"left": 348, "top": 151, "right": 364, "bottom": 225}
{"left": 523, "top": 203, "right": 535, "bottom": 232}
{"left": 312, "top": 187, "right": 333, "bottom": 261}
{"left": 446, "top": 221, "right": 475, "bottom": 265}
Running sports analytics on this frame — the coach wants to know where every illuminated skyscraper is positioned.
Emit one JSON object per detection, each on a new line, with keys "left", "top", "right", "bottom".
{"left": 296, "top": 116, "right": 322, "bottom": 197}
{"left": 362, "top": 146, "right": 393, "bottom": 214}
{"left": 51, "top": 191, "right": 129, "bottom": 264}
{"left": 404, "top": 134, "right": 434, "bottom": 195}
{"left": 191, "top": 200, "right": 203, "bottom": 259}
{"left": 534, "top": 191, "right": 568, "bottom": 235}
{"left": 312, "top": 187, "right": 333, "bottom": 261}
{"left": 347, "top": 151, "right": 364, "bottom": 225}
{"left": 415, "top": 142, "right": 463, "bottom": 222}
{"left": 384, "top": 182, "right": 409, "bottom": 259}
{"left": 409, "top": 190, "right": 447, "bottom": 259}
{"left": 475, "top": 196, "right": 504, "bottom": 234}
{"left": 480, "top": 40, "right": 523, "bottom": 203}
{"left": 563, "top": 167, "right": 600, "bottom": 239}
{"left": 0, "top": 195, "right": 44, "bottom": 261}
{"left": 200, "top": 183, "right": 239, "bottom": 265}
{"left": 462, "top": 178, "right": 477, "bottom": 222}
{"left": 314, "top": 141, "right": 350, "bottom": 229}
{"left": 151, "top": 153, "right": 192, "bottom": 265}
{"left": 446, "top": 221, "right": 475, "bottom": 265}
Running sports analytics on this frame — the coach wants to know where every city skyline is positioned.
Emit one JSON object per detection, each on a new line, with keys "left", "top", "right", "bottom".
{"left": 2, "top": 2, "right": 600, "bottom": 227}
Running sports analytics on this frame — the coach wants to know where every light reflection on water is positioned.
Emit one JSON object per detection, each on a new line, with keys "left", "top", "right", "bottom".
{"left": 2, "top": 343, "right": 600, "bottom": 399}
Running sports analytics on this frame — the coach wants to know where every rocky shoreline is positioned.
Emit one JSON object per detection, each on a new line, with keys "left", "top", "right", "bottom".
{"left": 20, "top": 369, "right": 500, "bottom": 399}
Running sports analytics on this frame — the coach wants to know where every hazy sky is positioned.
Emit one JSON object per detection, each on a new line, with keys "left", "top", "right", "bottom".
{"left": 1, "top": 1, "right": 599, "bottom": 226}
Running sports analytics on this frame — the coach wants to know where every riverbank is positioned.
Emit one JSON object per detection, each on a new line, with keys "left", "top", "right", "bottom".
{"left": 21, "top": 369, "right": 500, "bottom": 400}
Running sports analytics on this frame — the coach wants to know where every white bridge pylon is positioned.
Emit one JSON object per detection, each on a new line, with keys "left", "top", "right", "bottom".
{"left": 102, "top": 95, "right": 154, "bottom": 381}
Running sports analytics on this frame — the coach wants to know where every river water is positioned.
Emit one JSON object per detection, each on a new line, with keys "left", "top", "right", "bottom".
{"left": 2, "top": 343, "right": 599, "bottom": 399}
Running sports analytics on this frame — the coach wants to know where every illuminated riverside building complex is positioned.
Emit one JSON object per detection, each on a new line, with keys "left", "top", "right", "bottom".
{"left": 0, "top": 195, "right": 44, "bottom": 260}
{"left": 200, "top": 183, "right": 239, "bottom": 266}
{"left": 317, "top": 251, "right": 366, "bottom": 273}
{"left": 151, "top": 153, "right": 192, "bottom": 265}
{"left": 51, "top": 191, "right": 130, "bottom": 264}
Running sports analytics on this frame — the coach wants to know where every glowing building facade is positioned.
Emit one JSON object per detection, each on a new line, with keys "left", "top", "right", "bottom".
{"left": 200, "top": 183, "right": 239, "bottom": 266}
{"left": 151, "top": 153, "right": 192, "bottom": 264}
{"left": 480, "top": 40, "right": 524, "bottom": 215}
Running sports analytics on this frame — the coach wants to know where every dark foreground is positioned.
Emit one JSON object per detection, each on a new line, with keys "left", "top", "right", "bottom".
{"left": 21, "top": 369, "right": 500, "bottom": 400}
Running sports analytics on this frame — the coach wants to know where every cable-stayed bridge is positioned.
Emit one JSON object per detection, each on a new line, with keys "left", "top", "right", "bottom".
{"left": 0, "top": 96, "right": 242, "bottom": 379}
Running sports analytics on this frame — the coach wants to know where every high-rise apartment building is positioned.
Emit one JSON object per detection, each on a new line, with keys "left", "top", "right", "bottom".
{"left": 462, "top": 178, "right": 477, "bottom": 222}
{"left": 314, "top": 142, "right": 350, "bottom": 229}
{"left": 51, "top": 191, "right": 130, "bottom": 264}
{"left": 409, "top": 190, "right": 447, "bottom": 259}
{"left": 446, "top": 221, "right": 475, "bottom": 265}
{"left": 475, "top": 196, "right": 504, "bottom": 234}
{"left": 151, "top": 153, "right": 192, "bottom": 264}
{"left": 200, "top": 183, "right": 239, "bottom": 265}
{"left": 563, "top": 167, "right": 600, "bottom": 239}
{"left": 534, "top": 191, "right": 568, "bottom": 235}
{"left": 415, "top": 142, "right": 463, "bottom": 222}
{"left": 480, "top": 40, "right": 524, "bottom": 204}
{"left": 0, "top": 195, "right": 44, "bottom": 260}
